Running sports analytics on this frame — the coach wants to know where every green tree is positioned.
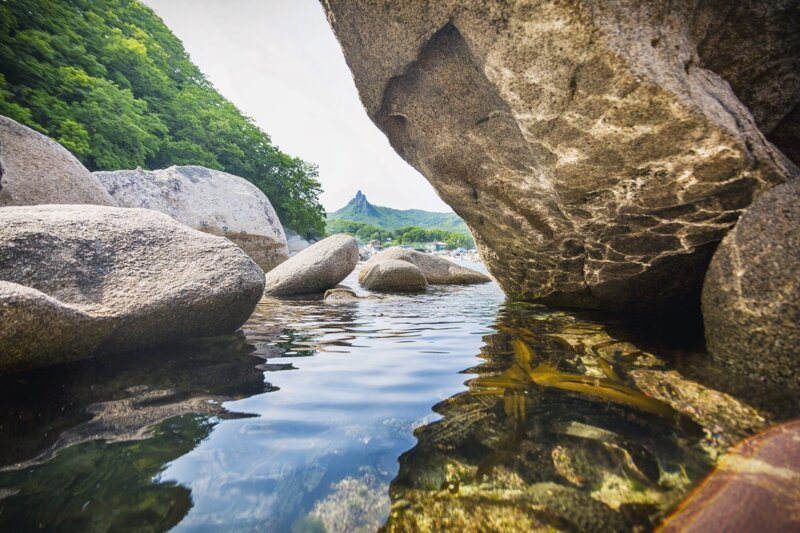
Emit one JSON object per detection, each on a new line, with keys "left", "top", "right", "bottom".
{"left": 0, "top": 0, "right": 325, "bottom": 235}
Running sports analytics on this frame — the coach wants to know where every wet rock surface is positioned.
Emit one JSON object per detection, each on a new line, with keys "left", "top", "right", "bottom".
{"left": 0, "top": 115, "right": 114, "bottom": 207}
{"left": 264, "top": 234, "right": 359, "bottom": 296}
{"left": 660, "top": 419, "right": 800, "bottom": 532}
{"left": 0, "top": 205, "right": 265, "bottom": 373}
{"left": 359, "top": 259, "right": 428, "bottom": 292}
{"left": 702, "top": 179, "right": 800, "bottom": 385}
{"left": 324, "top": 285, "right": 359, "bottom": 304}
{"left": 95, "top": 165, "right": 288, "bottom": 272}
{"left": 323, "top": 0, "right": 799, "bottom": 311}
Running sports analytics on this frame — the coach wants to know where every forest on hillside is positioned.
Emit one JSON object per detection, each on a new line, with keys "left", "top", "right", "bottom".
{"left": 0, "top": 0, "right": 325, "bottom": 235}
{"left": 327, "top": 219, "right": 475, "bottom": 249}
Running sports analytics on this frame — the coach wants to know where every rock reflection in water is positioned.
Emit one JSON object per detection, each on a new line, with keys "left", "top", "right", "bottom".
{"left": 0, "top": 332, "right": 273, "bottom": 530}
{"left": 0, "top": 333, "right": 270, "bottom": 470}
{"left": 384, "top": 304, "right": 771, "bottom": 531}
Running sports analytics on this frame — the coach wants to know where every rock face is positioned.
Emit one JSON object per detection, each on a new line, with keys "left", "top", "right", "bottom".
{"left": 702, "top": 179, "right": 800, "bottom": 385}
{"left": 0, "top": 205, "right": 265, "bottom": 374}
{"left": 0, "top": 116, "right": 114, "bottom": 207}
{"left": 359, "top": 259, "right": 428, "bottom": 292}
{"left": 322, "top": 1, "right": 799, "bottom": 312}
{"left": 94, "top": 166, "right": 288, "bottom": 271}
{"left": 364, "top": 247, "right": 490, "bottom": 285}
{"left": 264, "top": 234, "right": 359, "bottom": 296}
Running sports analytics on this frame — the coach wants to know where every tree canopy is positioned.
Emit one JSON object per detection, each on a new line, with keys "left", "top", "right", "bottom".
{"left": 327, "top": 219, "right": 475, "bottom": 249}
{"left": 0, "top": 0, "right": 325, "bottom": 236}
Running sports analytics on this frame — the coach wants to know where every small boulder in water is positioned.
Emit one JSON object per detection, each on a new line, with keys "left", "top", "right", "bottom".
{"left": 324, "top": 286, "right": 359, "bottom": 304}
{"left": 264, "top": 234, "right": 359, "bottom": 296}
{"left": 0, "top": 205, "right": 265, "bottom": 374}
{"left": 359, "top": 259, "right": 428, "bottom": 292}
{"left": 361, "top": 247, "right": 490, "bottom": 285}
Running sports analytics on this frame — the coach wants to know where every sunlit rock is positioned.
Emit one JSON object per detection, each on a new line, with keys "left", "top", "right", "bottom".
{"left": 95, "top": 165, "right": 288, "bottom": 272}
{"left": 702, "top": 179, "right": 800, "bottom": 386}
{"left": 0, "top": 205, "right": 265, "bottom": 373}
{"left": 0, "top": 115, "right": 114, "bottom": 207}
{"left": 322, "top": 1, "right": 799, "bottom": 311}
{"left": 264, "top": 234, "right": 359, "bottom": 295}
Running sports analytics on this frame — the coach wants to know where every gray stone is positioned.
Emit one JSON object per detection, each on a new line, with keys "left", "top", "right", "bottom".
{"left": 359, "top": 259, "right": 428, "bottom": 292}
{"left": 94, "top": 165, "right": 288, "bottom": 271}
{"left": 322, "top": 1, "right": 798, "bottom": 312}
{"left": 264, "top": 234, "right": 359, "bottom": 295}
{"left": 0, "top": 205, "right": 265, "bottom": 374}
{"left": 702, "top": 179, "right": 800, "bottom": 385}
{"left": 364, "top": 247, "right": 490, "bottom": 285}
{"left": 0, "top": 115, "right": 114, "bottom": 207}
{"left": 324, "top": 285, "right": 359, "bottom": 304}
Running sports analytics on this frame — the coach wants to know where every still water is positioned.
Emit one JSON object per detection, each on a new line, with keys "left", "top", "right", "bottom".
{"left": 0, "top": 263, "right": 796, "bottom": 531}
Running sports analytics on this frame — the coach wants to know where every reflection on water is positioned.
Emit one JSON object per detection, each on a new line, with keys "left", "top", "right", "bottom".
{"left": 0, "top": 265, "right": 797, "bottom": 531}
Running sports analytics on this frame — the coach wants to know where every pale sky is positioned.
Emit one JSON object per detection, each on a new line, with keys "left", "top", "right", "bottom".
{"left": 144, "top": 0, "right": 452, "bottom": 212}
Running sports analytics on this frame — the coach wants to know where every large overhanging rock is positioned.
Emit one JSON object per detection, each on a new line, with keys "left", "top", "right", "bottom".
{"left": 0, "top": 116, "right": 115, "bottom": 207}
{"left": 0, "top": 205, "right": 265, "bottom": 374}
{"left": 322, "top": 0, "right": 799, "bottom": 312}
{"left": 94, "top": 166, "right": 289, "bottom": 272}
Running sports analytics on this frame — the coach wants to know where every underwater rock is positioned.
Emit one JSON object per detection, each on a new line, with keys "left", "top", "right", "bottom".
{"left": 0, "top": 115, "right": 114, "bottom": 207}
{"left": 702, "top": 178, "right": 800, "bottom": 386}
{"left": 359, "top": 259, "right": 428, "bottom": 292}
{"left": 95, "top": 165, "right": 288, "bottom": 272}
{"left": 362, "top": 247, "right": 490, "bottom": 285}
{"left": 0, "top": 205, "right": 265, "bottom": 373}
{"left": 264, "top": 234, "right": 359, "bottom": 296}
{"left": 322, "top": 1, "right": 798, "bottom": 311}
{"left": 324, "top": 285, "right": 359, "bottom": 303}
{"left": 660, "top": 419, "right": 800, "bottom": 532}
{"left": 629, "top": 370, "right": 768, "bottom": 455}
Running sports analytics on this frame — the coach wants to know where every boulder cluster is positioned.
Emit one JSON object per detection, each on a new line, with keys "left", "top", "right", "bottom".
{"left": 0, "top": 115, "right": 491, "bottom": 373}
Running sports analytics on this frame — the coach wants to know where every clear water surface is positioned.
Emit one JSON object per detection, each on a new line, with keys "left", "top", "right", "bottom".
{"left": 0, "top": 261, "right": 796, "bottom": 531}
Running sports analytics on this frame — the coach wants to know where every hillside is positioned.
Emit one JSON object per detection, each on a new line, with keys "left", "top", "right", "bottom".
{"left": 0, "top": 0, "right": 324, "bottom": 235}
{"left": 327, "top": 191, "right": 469, "bottom": 234}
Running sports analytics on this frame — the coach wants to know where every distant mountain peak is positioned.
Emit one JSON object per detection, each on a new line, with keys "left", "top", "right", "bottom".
{"left": 344, "top": 190, "right": 378, "bottom": 217}
{"left": 328, "top": 191, "right": 469, "bottom": 235}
